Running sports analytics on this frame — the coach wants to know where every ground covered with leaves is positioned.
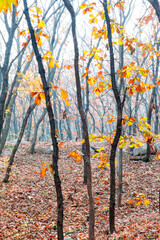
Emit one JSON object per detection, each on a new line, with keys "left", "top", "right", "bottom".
{"left": 0, "top": 140, "right": 159, "bottom": 239}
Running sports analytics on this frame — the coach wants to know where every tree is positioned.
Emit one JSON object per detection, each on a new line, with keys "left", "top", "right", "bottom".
{"left": 102, "top": 0, "right": 126, "bottom": 233}
{"left": 62, "top": 0, "right": 95, "bottom": 239}
{"left": 23, "top": 0, "right": 64, "bottom": 238}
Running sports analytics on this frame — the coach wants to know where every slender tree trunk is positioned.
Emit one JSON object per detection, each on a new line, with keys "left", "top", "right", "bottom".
{"left": 62, "top": 0, "right": 95, "bottom": 238}
{"left": 103, "top": 0, "right": 125, "bottom": 233}
{"left": 0, "top": 6, "right": 17, "bottom": 144}
{"left": 26, "top": 111, "right": 33, "bottom": 141}
{"left": 29, "top": 108, "right": 47, "bottom": 154}
{"left": 3, "top": 104, "right": 36, "bottom": 183}
{"left": 154, "top": 93, "right": 159, "bottom": 134}
{"left": 23, "top": 1, "right": 63, "bottom": 239}
{"left": 143, "top": 88, "right": 155, "bottom": 162}
{"left": 117, "top": 147, "right": 123, "bottom": 207}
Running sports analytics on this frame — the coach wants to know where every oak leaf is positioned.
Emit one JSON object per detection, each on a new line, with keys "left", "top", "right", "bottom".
{"left": 40, "top": 167, "right": 48, "bottom": 177}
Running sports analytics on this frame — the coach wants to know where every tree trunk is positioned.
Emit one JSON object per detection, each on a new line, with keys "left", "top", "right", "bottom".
{"left": 0, "top": 6, "right": 17, "bottom": 144}
{"left": 62, "top": 0, "right": 95, "bottom": 238}
{"left": 117, "top": 147, "right": 123, "bottom": 207}
{"left": 29, "top": 108, "right": 47, "bottom": 154}
{"left": 103, "top": 0, "right": 125, "bottom": 233}
{"left": 3, "top": 103, "right": 36, "bottom": 183}
{"left": 23, "top": 1, "right": 64, "bottom": 239}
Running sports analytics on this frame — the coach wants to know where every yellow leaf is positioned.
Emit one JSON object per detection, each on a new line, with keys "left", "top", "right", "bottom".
{"left": 37, "top": 39, "right": 42, "bottom": 46}
{"left": 65, "top": 100, "right": 70, "bottom": 106}
{"left": 118, "top": 38, "right": 123, "bottom": 45}
{"left": 94, "top": 87, "right": 101, "bottom": 96}
{"left": 79, "top": 3, "right": 88, "bottom": 9}
{"left": 35, "top": 6, "right": 42, "bottom": 14}
{"left": 81, "top": 139, "right": 85, "bottom": 144}
{"left": 136, "top": 200, "right": 141, "bottom": 206}
{"left": 55, "top": 61, "right": 59, "bottom": 68}
{"left": 40, "top": 167, "right": 48, "bottom": 177}
{"left": 61, "top": 89, "right": 68, "bottom": 100}
{"left": 88, "top": 77, "right": 96, "bottom": 86}
{"left": 0, "top": 0, "right": 18, "bottom": 13}
{"left": 38, "top": 20, "right": 45, "bottom": 29}
{"left": 49, "top": 59, "right": 54, "bottom": 68}
{"left": 39, "top": 92, "right": 45, "bottom": 100}
{"left": 19, "top": 30, "right": 26, "bottom": 36}
{"left": 143, "top": 199, "right": 150, "bottom": 205}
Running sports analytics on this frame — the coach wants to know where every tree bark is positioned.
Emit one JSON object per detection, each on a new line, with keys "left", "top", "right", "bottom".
{"left": 3, "top": 103, "right": 36, "bottom": 183}
{"left": 29, "top": 108, "right": 47, "bottom": 154}
{"left": 62, "top": 0, "right": 95, "bottom": 239}
{"left": 103, "top": 0, "right": 124, "bottom": 233}
{"left": 23, "top": 1, "right": 64, "bottom": 239}
{"left": 0, "top": 6, "right": 17, "bottom": 144}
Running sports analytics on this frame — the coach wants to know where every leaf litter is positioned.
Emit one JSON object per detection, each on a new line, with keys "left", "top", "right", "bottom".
{"left": 0, "top": 140, "right": 159, "bottom": 239}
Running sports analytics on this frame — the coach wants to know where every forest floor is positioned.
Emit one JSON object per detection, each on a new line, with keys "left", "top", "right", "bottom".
{"left": 0, "top": 140, "right": 160, "bottom": 240}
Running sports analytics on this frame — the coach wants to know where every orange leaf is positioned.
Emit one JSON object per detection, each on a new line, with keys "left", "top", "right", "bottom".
{"left": 30, "top": 92, "right": 38, "bottom": 97}
{"left": 130, "top": 117, "right": 136, "bottom": 122}
{"left": 40, "top": 167, "right": 48, "bottom": 177}
{"left": 58, "top": 142, "right": 64, "bottom": 147}
{"left": 41, "top": 162, "right": 47, "bottom": 167}
{"left": 128, "top": 199, "right": 133, "bottom": 203}
{"left": 22, "top": 42, "right": 28, "bottom": 47}
{"left": 69, "top": 151, "right": 82, "bottom": 161}
{"left": 69, "top": 151, "right": 77, "bottom": 158}
{"left": 51, "top": 83, "right": 58, "bottom": 89}
{"left": 82, "top": 72, "right": 88, "bottom": 77}
{"left": 69, "top": 165, "right": 73, "bottom": 172}
{"left": 128, "top": 88, "right": 134, "bottom": 96}
{"left": 98, "top": 71, "right": 103, "bottom": 76}
{"left": 136, "top": 200, "right": 141, "bottom": 206}
{"left": 35, "top": 93, "right": 41, "bottom": 105}
{"left": 128, "top": 78, "right": 135, "bottom": 84}
{"left": 66, "top": 65, "right": 71, "bottom": 70}
{"left": 76, "top": 155, "right": 82, "bottom": 161}
{"left": 136, "top": 84, "right": 145, "bottom": 93}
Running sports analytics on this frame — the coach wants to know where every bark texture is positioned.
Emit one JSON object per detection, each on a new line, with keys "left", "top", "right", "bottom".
{"left": 62, "top": 0, "right": 95, "bottom": 239}
{"left": 23, "top": 1, "right": 64, "bottom": 239}
{"left": 103, "top": 0, "right": 124, "bottom": 233}
{"left": 3, "top": 104, "right": 36, "bottom": 183}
